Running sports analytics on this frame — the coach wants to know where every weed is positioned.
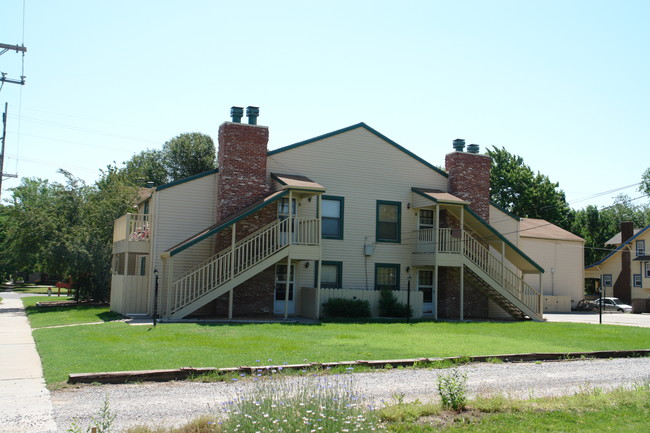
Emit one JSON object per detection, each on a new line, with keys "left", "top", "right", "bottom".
{"left": 68, "top": 395, "right": 116, "bottom": 433}
{"left": 437, "top": 368, "right": 468, "bottom": 412}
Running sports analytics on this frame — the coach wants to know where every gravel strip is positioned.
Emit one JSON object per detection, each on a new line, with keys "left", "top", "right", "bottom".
{"left": 51, "top": 357, "right": 650, "bottom": 432}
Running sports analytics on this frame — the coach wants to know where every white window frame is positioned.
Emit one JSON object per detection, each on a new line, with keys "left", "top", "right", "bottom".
{"left": 633, "top": 274, "right": 641, "bottom": 287}
{"left": 636, "top": 240, "right": 645, "bottom": 256}
{"left": 602, "top": 274, "right": 612, "bottom": 287}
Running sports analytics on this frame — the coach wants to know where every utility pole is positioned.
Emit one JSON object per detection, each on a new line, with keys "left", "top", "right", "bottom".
{"left": 1, "top": 41, "right": 27, "bottom": 199}
{"left": 0, "top": 43, "right": 27, "bottom": 86}
{"left": 1, "top": 103, "right": 18, "bottom": 200}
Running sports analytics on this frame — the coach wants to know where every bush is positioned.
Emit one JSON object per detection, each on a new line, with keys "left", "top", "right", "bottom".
{"left": 322, "top": 297, "right": 371, "bottom": 317}
{"left": 437, "top": 368, "right": 468, "bottom": 411}
{"left": 378, "top": 289, "right": 412, "bottom": 317}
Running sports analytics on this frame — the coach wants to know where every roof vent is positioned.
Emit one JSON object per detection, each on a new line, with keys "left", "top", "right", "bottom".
{"left": 246, "top": 106, "right": 260, "bottom": 125}
{"left": 452, "top": 138, "right": 465, "bottom": 152}
{"left": 230, "top": 106, "right": 243, "bottom": 123}
{"left": 467, "top": 144, "right": 480, "bottom": 154}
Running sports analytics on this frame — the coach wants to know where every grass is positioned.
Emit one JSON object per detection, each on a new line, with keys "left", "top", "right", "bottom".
{"left": 382, "top": 383, "right": 650, "bottom": 432}
{"left": 25, "top": 302, "right": 650, "bottom": 385}
{"left": 22, "top": 296, "right": 122, "bottom": 329}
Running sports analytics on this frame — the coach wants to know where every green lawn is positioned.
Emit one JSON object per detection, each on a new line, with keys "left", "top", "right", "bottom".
{"left": 26, "top": 301, "right": 650, "bottom": 385}
{"left": 22, "top": 296, "right": 122, "bottom": 328}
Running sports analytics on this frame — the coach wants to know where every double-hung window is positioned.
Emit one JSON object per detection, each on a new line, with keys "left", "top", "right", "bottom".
{"left": 375, "top": 263, "right": 400, "bottom": 291}
{"left": 322, "top": 196, "right": 344, "bottom": 239}
{"left": 645, "top": 263, "right": 650, "bottom": 279}
{"left": 633, "top": 274, "right": 642, "bottom": 287}
{"left": 376, "top": 201, "right": 401, "bottom": 243}
{"left": 602, "top": 274, "right": 612, "bottom": 287}
{"left": 636, "top": 240, "right": 646, "bottom": 257}
{"left": 318, "top": 261, "right": 342, "bottom": 289}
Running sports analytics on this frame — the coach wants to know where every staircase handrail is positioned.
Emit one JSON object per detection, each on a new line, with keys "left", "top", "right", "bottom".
{"left": 462, "top": 231, "right": 541, "bottom": 315}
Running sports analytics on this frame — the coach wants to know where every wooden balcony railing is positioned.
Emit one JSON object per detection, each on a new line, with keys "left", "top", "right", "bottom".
{"left": 113, "top": 213, "right": 151, "bottom": 243}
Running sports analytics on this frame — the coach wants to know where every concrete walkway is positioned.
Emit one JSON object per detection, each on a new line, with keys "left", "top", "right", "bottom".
{"left": 0, "top": 292, "right": 57, "bottom": 432}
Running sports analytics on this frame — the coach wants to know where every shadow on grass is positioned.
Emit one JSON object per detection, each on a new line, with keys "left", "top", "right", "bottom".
{"left": 25, "top": 303, "right": 122, "bottom": 322}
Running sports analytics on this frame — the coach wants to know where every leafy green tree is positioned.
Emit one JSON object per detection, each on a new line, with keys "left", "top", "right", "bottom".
{"left": 0, "top": 170, "right": 138, "bottom": 301}
{"left": 162, "top": 132, "right": 216, "bottom": 181}
{"left": 641, "top": 167, "right": 650, "bottom": 197}
{"left": 487, "top": 146, "right": 571, "bottom": 229}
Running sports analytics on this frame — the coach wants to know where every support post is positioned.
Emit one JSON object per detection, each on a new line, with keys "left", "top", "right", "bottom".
{"left": 501, "top": 241, "right": 506, "bottom": 286}
{"left": 460, "top": 207, "right": 464, "bottom": 321}
{"left": 315, "top": 194, "right": 323, "bottom": 319}
{"left": 434, "top": 265, "right": 439, "bottom": 321}
{"left": 229, "top": 223, "right": 236, "bottom": 319}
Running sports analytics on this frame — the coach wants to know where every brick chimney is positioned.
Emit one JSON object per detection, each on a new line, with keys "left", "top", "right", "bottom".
{"left": 216, "top": 106, "right": 269, "bottom": 222}
{"left": 445, "top": 140, "right": 491, "bottom": 222}
{"left": 613, "top": 221, "right": 634, "bottom": 303}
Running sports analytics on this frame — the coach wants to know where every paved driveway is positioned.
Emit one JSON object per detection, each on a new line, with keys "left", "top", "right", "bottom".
{"left": 544, "top": 312, "right": 650, "bottom": 328}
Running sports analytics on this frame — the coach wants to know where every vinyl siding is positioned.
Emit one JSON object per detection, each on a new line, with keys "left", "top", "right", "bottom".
{"left": 150, "top": 172, "right": 218, "bottom": 312}
{"left": 489, "top": 204, "right": 519, "bottom": 246}
{"left": 267, "top": 126, "right": 447, "bottom": 291}
{"left": 521, "top": 237, "right": 584, "bottom": 305}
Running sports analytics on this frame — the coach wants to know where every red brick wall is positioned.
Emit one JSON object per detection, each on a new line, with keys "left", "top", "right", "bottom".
{"left": 445, "top": 152, "right": 491, "bottom": 222}
{"left": 437, "top": 267, "right": 489, "bottom": 319}
{"left": 217, "top": 122, "right": 270, "bottom": 222}
{"left": 189, "top": 267, "right": 275, "bottom": 318}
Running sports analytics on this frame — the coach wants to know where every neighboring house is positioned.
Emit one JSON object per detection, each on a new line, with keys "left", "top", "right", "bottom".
{"left": 489, "top": 206, "right": 585, "bottom": 312}
{"left": 585, "top": 222, "right": 650, "bottom": 305}
{"left": 111, "top": 107, "right": 549, "bottom": 322}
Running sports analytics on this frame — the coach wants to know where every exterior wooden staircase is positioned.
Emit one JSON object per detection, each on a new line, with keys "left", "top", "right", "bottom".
{"left": 167, "top": 218, "right": 318, "bottom": 320}
{"left": 462, "top": 232, "right": 543, "bottom": 321}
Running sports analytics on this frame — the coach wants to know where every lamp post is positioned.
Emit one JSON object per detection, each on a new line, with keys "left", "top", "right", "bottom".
{"left": 153, "top": 269, "right": 159, "bottom": 327}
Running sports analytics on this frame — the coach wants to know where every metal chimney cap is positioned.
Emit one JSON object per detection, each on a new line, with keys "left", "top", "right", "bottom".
{"left": 246, "top": 106, "right": 260, "bottom": 125}
{"left": 230, "top": 106, "right": 244, "bottom": 123}
{"left": 452, "top": 138, "right": 466, "bottom": 152}
{"left": 467, "top": 144, "right": 480, "bottom": 154}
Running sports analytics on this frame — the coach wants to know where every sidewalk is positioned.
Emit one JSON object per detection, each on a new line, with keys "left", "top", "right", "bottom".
{"left": 0, "top": 293, "right": 57, "bottom": 432}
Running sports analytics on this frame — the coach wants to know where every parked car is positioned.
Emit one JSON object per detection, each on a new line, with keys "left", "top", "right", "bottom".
{"left": 592, "top": 297, "right": 633, "bottom": 313}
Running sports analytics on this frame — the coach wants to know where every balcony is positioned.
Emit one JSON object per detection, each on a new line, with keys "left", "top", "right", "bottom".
{"left": 112, "top": 213, "right": 151, "bottom": 254}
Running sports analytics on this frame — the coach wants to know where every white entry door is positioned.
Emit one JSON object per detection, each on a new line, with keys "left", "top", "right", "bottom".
{"left": 418, "top": 269, "right": 435, "bottom": 315}
{"left": 274, "top": 264, "right": 295, "bottom": 315}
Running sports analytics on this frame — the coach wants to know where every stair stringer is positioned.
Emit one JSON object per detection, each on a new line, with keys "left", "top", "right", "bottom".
{"left": 167, "top": 247, "right": 289, "bottom": 321}
{"left": 463, "top": 258, "right": 544, "bottom": 322}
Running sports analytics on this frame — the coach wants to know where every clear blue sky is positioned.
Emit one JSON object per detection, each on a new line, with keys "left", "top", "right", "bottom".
{"left": 1, "top": 0, "right": 648, "bottom": 210}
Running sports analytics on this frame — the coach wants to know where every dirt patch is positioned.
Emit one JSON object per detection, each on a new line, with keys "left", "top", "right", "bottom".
{"left": 418, "top": 408, "right": 485, "bottom": 428}
{"left": 36, "top": 301, "right": 107, "bottom": 308}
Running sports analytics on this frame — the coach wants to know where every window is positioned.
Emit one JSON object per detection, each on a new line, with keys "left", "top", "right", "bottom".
{"left": 636, "top": 240, "right": 646, "bottom": 256}
{"left": 602, "top": 274, "right": 612, "bottom": 287}
{"left": 646, "top": 263, "right": 650, "bottom": 278}
{"left": 317, "top": 261, "right": 342, "bottom": 288}
{"left": 139, "top": 256, "right": 147, "bottom": 276}
{"left": 278, "top": 198, "right": 297, "bottom": 219}
{"left": 419, "top": 209, "right": 434, "bottom": 230}
{"left": 322, "top": 196, "right": 344, "bottom": 239}
{"left": 275, "top": 264, "right": 295, "bottom": 301}
{"left": 633, "top": 274, "right": 641, "bottom": 287}
{"left": 376, "top": 201, "right": 401, "bottom": 242}
{"left": 375, "top": 263, "right": 400, "bottom": 291}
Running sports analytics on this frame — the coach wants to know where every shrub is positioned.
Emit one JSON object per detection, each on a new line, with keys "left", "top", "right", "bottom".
{"left": 437, "top": 368, "right": 468, "bottom": 411}
{"left": 322, "top": 297, "right": 371, "bottom": 317}
{"left": 378, "top": 289, "right": 412, "bottom": 317}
